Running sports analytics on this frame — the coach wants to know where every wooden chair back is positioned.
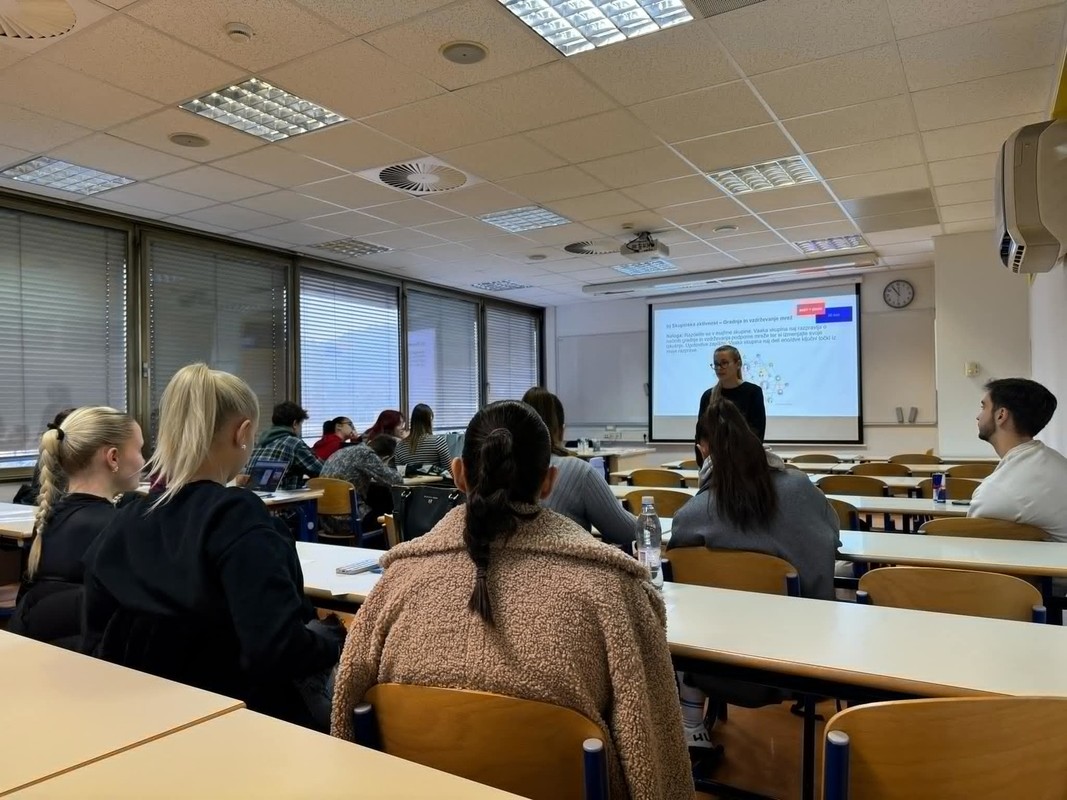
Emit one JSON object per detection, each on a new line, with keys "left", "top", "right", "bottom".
{"left": 823, "top": 697, "right": 1067, "bottom": 799}
{"left": 919, "top": 517, "right": 1050, "bottom": 542}
{"left": 790, "top": 454, "right": 841, "bottom": 463}
{"left": 816, "top": 475, "right": 888, "bottom": 497}
{"left": 828, "top": 498, "right": 860, "bottom": 530}
{"left": 624, "top": 489, "right": 691, "bottom": 518}
{"left": 668, "top": 548, "right": 799, "bottom": 596}
{"left": 308, "top": 477, "right": 355, "bottom": 516}
{"left": 858, "top": 567, "right": 1042, "bottom": 622}
{"left": 308, "top": 477, "right": 360, "bottom": 545}
{"left": 628, "top": 468, "right": 684, "bottom": 488}
{"left": 357, "top": 684, "right": 607, "bottom": 800}
{"left": 677, "top": 459, "right": 699, "bottom": 470}
{"left": 889, "top": 453, "right": 942, "bottom": 464}
{"left": 945, "top": 463, "right": 997, "bottom": 479}
{"left": 914, "top": 477, "right": 980, "bottom": 501}
{"left": 850, "top": 463, "right": 911, "bottom": 477}
{"left": 379, "top": 514, "right": 399, "bottom": 549}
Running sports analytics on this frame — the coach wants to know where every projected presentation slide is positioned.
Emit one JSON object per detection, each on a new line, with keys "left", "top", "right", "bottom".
{"left": 650, "top": 286, "right": 862, "bottom": 442}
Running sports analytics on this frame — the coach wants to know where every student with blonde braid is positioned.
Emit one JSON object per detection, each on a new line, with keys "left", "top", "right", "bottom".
{"left": 9, "top": 407, "right": 144, "bottom": 649}
{"left": 81, "top": 363, "right": 343, "bottom": 731}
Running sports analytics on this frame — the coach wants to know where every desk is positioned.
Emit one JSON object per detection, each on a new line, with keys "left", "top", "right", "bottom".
{"left": 808, "top": 473, "right": 935, "bottom": 494}
{"left": 402, "top": 475, "right": 445, "bottom": 486}
{"left": 0, "top": 631, "right": 243, "bottom": 795}
{"left": 609, "top": 468, "right": 700, "bottom": 487}
{"left": 794, "top": 462, "right": 963, "bottom": 476}
{"left": 609, "top": 484, "right": 697, "bottom": 501}
{"left": 0, "top": 503, "right": 35, "bottom": 543}
{"left": 575, "top": 447, "right": 655, "bottom": 473}
{"left": 296, "top": 541, "right": 382, "bottom": 606}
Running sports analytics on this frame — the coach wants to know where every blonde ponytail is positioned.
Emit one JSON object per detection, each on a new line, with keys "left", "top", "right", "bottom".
{"left": 147, "top": 363, "right": 259, "bottom": 506}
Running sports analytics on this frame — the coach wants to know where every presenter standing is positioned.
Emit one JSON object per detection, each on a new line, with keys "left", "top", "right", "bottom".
{"left": 696, "top": 345, "right": 767, "bottom": 459}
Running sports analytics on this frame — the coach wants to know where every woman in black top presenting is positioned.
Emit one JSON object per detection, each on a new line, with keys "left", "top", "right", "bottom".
{"left": 695, "top": 345, "right": 766, "bottom": 460}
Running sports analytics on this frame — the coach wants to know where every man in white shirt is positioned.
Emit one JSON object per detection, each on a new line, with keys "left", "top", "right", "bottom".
{"left": 969, "top": 378, "right": 1067, "bottom": 541}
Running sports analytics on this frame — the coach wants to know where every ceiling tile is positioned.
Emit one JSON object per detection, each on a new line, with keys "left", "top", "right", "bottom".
{"left": 305, "top": 210, "right": 397, "bottom": 237}
{"left": 708, "top": 0, "right": 895, "bottom": 75}
{"left": 880, "top": 253, "right": 934, "bottom": 267}
{"left": 911, "top": 67, "right": 1054, "bottom": 131}
{"left": 263, "top": 40, "right": 444, "bottom": 120}
{"left": 686, "top": 215, "right": 773, "bottom": 240}
{"left": 178, "top": 204, "right": 288, "bottom": 231}
{"left": 522, "top": 222, "right": 604, "bottom": 246}
{"left": 363, "top": 0, "right": 556, "bottom": 90}
{"left": 841, "top": 188, "right": 935, "bottom": 217}
{"left": 79, "top": 197, "right": 168, "bottom": 219}
{"left": 856, "top": 209, "right": 941, "bottom": 233}
{"left": 827, "top": 165, "right": 930, "bottom": 200}
{"left": 526, "top": 110, "right": 660, "bottom": 163}
{"left": 252, "top": 221, "right": 341, "bottom": 245}
{"left": 289, "top": 0, "right": 455, "bottom": 36}
{"left": 456, "top": 62, "right": 617, "bottom": 133}
{"left": 715, "top": 231, "right": 790, "bottom": 252}
{"left": 939, "top": 200, "right": 994, "bottom": 223}
{"left": 545, "top": 191, "right": 644, "bottom": 222}
{"left": 740, "top": 183, "right": 834, "bottom": 213}
{"left": 579, "top": 147, "right": 695, "bottom": 189}
{"left": 42, "top": 15, "right": 244, "bottom": 104}
{"left": 734, "top": 244, "right": 805, "bottom": 265}
{"left": 212, "top": 147, "right": 345, "bottom": 188}
{"left": 675, "top": 125, "right": 797, "bottom": 173}
{"left": 779, "top": 220, "right": 861, "bottom": 241}
{"left": 784, "top": 96, "right": 915, "bottom": 152}
{"left": 631, "top": 81, "right": 771, "bottom": 143}
{"left": 584, "top": 210, "right": 670, "bottom": 237}
{"left": 0, "top": 144, "right": 32, "bottom": 169}
{"left": 360, "top": 199, "right": 461, "bottom": 226}
{"left": 500, "top": 166, "right": 607, "bottom": 203}
{"left": 0, "top": 59, "right": 159, "bottom": 130}
{"left": 235, "top": 190, "right": 344, "bottom": 220}
{"left": 621, "top": 176, "right": 724, "bottom": 208}
{"left": 411, "top": 242, "right": 480, "bottom": 263}
{"left": 667, "top": 240, "right": 717, "bottom": 258}
{"left": 297, "top": 175, "right": 406, "bottom": 207}
{"left": 865, "top": 224, "right": 942, "bottom": 245}
{"left": 427, "top": 182, "right": 530, "bottom": 216}
{"left": 153, "top": 165, "right": 277, "bottom": 202}
{"left": 280, "top": 122, "right": 423, "bottom": 173}
{"left": 97, "top": 183, "right": 215, "bottom": 215}
{"left": 874, "top": 240, "right": 933, "bottom": 256}
{"left": 128, "top": 0, "right": 350, "bottom": 72}
{"left": 360, "top": 228, "right": 448, "bottom": 250}
{"left": 570, "top": 20, "right": 739, "bottom": 105}
{"left": 672, "top": 253, "right": 742, "bottom": 271}
{"left": 897, "top": 7, "right": 1064, "bottom": 92}
{"left": 0, "top": 104, "right": 90, "bottom": 151}
{"left": 164, "top": 217, "right": 239, "bottom": 236}
{"left": 108, "top": 108, "right": 262, "bottom": 162}
{"left": 942, "top": 219, "right": 995, "bottom": 234}
{"left": 751, "top": 43, "right": 907, "bottom": 118}
{"left": 415, "top": 217, "right": 504, "bottom": 242}
{"left": 759, "top": 203, "right": 847, "bottom": 229}
{"left": 928, "top": 152, "right": 998, "bottom": 186}
{"left": 48, "top": 134, "right": 196, "bottom": 180}
{"left": 920, "top": 113, "right": 1045, "bottom": 161}
{"left": 887, "top": 0, "right": 1061, "bottom": 39}
{"left": 359, "top": 249, "right": 442, "bottom": 272}
{"left": 362, "top": 93, "right": 514, "bottom": 153}
{"left": 935, "top": 180, "right": 995, "bottom": 206}
{"left": 437, "top": 135, "right": 565, "bottom": 182}
{"left": 808, "top": 135, "right": 924, "bottom": 179}
{"left": 658, "top": 196, "right": 749, "bottom": 226}
{"left": 0, "top": 45, "right": 27, "bottom": 70}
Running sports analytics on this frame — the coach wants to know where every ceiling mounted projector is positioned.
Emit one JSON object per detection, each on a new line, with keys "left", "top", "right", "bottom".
{"left": 620, "top": 231, "right": 669, "bottom": 261}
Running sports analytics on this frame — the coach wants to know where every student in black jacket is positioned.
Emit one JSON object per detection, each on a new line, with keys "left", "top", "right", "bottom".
{"left": 695, "top": 345, "right": 767, "bottom": 461}
{"left": 82, "top": 363, "right": 344, "bottom": 731}
{"left": 9, "top": 407, "right": 144, "bottom": 649}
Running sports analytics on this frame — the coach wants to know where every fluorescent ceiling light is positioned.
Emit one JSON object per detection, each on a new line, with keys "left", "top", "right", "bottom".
{"left": 794, "top": 235, "right": 866, "bottom": 254}
{"left": 708, "top": 156, "right": 818, "bottom": 196}
{"left": 499, "top": 0, "right": 693, "bottom": 57}
{"left": 180, "top": 78, "right": 347, "bottom": 142}
{"left": 613, "top": 257, "right": 677, "bottom": 276}
{"left": 1, "top": 156, "right": 134, "bottom": 195}
{"left": 309, "top": 238, "right": 391, "bottom": 257}
{"left": 472, "top": 279, "right": 533, "bottom": 291}
{"left": 479, "top": 205, "right": 571, "bottom": 233}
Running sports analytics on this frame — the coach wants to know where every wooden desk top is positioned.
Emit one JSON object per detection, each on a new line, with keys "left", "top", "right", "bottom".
{"left": 0, "top": 632, "right": 243, "bottom": 795}
{"left": 838, "top": 531, "right": 1067, "bottom": 578}
{"left": 610, "top": 468, "right": 700, "bottom": 483}
{"left": 796, "top": 462, "right": 964, "bottom": 476}
{"left": 609, "top": 484, "right": 698, "bottom": 500}
{"left": 824, "top": 494, "right": 968, "bottom": 516}
{"left": 8, "top": 709, "right": 522, "bottom": 799}
{"left": 297, "top": 541, "right": 383, "bottom": 605}
{"left": 0, "top": 503, "right": 35, "bottom": 540}
{"left": 262, "top": 488, "right": 324, "bottom": 506}
{"left": 575, "top": 447, "right": 655, "bottom": 459}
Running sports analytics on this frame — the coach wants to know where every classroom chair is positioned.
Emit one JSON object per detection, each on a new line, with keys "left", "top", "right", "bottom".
{"left": 827, "top": 498, "right": 863, "bottom": 531}
{"left": 822, "top": 697, "right": 1067, "bottom": 800}
{"left": 945, "top": 462, "right": 997, "bottom": 479}
{"left": 665, "top": 548, "right": 800, "bottom": 596}
{"left": 857, "top": 567, "right": 1045, "bottom": 622}
{"left": 353, "top": 684, "right": 608, "bottom": 800}
{"left": 888, "top": 453, "right": 942, "bottom": 464}
{"left": 677, "top": 459, "right": 699, "bottom": 470}
{"left": 919, "top": 517, "right": 1049, "bottom": 542}
{"left": 914, "top": 477, "right": 980, "bottom": 501}
{"left": 378, "top": 514, "right": 399, "bottom": 549}
{"left": 849, "top": 463, "right": 911, "bottom": 477}
{"left": 790, "top": 454, "right": 842, "bottom": 463}
{"left": 308, "top": 477, "right": 365, "bottom": 546}
{"left": 627, "top": 468, "right": 685, "bottom": 488}
{"left": 623, "top": 489, "right": 691, "bottom": 517}
{"left": 817, "top": 475, "right": 890, "bottom": 530}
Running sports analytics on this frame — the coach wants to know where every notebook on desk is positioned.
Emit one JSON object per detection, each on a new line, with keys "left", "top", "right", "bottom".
{"left": 245, "top": 458, "right": 290, "bottom": 498}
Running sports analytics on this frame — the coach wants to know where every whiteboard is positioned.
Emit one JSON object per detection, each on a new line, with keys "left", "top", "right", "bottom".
{"left": 557, "top": 331, "right": 647, "bottom": 425}
{"left": 861, "top": 308, "right": 937, "bottom": 424}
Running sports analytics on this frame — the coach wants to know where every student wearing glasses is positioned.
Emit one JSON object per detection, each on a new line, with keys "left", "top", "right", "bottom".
{"left": 695, "top": 345, "right": 766, "bottom": 462}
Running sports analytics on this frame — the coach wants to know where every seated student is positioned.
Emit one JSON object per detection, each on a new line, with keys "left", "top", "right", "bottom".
{"left": 522, "top": 387, "right": 636, "bottom": 548}
{"left": 393, "top": 404, "right": 451, "bottom": 469}
{"left": 331, "top": 401, "right": 692, "bottom": 799}
{"left": 81, "top": 364, "right": 344, "bottom": 731}
{"left": 311, "top": 416, "right": 356, "bottom": 461}
{"left": 9, "top": 408, "right": 143, "bottom": 649}
{"left": 969, "top": 378, "right": 1067, "bottom": 540}
{"left": 321, "top": 437, "right": 403, "bottom": 533}
{"left": 358, "top": 409, "right": 406, "bottom": 445}
{"left": 15, "top": 408, "right": 76, "bottom": 505}
{"left": 249, "top": 401, "right": 322, "bottom": 490}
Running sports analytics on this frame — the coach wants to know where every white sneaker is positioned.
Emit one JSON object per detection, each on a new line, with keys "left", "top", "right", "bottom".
{"left": 686, "top": 724, "right": 716, "bottom": 749}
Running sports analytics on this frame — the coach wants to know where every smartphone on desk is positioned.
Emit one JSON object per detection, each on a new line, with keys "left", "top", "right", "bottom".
{"left": 336, "top": 559, "right": 379, "bottom": 575}
{"left": 950, "top": 500, "right": 971, "bottom": 506}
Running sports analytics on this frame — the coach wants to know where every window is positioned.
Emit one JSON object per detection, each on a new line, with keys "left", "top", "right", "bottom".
{"left": 0, "top": 209, "right": 127, "bottom": 464}
{"left": 146, "top": 237, "right": 289, "bottom": 438}
{"left": 485, "top": 305, "right": 540, "bottom": 403}
{"left": 405, "top": 290, "right": 480, "bottom": 431}
{"left": 299, "top": 268, "right": 400, "bottom": 437}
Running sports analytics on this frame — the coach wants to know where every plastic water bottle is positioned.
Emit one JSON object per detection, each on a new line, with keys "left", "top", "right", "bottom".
{"left": 636, "top": 496, "right": 664, "bottom": 589}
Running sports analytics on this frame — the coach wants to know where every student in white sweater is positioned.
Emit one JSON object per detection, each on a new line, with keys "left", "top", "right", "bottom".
{"left": 969, "top": 378, "right": 1067, "bottom": 541}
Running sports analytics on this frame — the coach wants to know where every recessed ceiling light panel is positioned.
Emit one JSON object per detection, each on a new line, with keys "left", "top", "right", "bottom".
{"left": 613, "top": 257, "right": 678, "bottom": 276}
{"left": 708, "top": 156, "right": 818, "bottom": 196}
{"left": 479, "top": 205, "right": 571, "bottom": 233}
{"left": 1, "top": 157, "right": 134, "bottom": 195}
{"left": 794, "top": 235, "right": 867, "bottom": 254}
{"left": 499, "top": 0, "right": 693, "bottom": 56}
{"left": 310, "top": 238, "right": 391, "bottom": 257}
{"left": 180, "top": 78, "right": 347, "bottom": 142}
{"left": 472, "top": 279, "right": 533, "bottom": 291}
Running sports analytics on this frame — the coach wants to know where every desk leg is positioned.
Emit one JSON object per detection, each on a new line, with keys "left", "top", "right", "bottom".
{"left": 295, "top": 500, "right": 318, "bottom": 543}
{"left": 801, "top": 694, "right": 816, "bottom": 800}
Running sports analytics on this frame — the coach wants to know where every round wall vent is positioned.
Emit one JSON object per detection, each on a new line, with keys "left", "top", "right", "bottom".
{"left": 377, "top": 161, "right": 469, "bottom": 194}
{"left": 565, "top": 239, "right": 619, "bottom": 255}
{"left": 441, "top": 41, "right": 487, "bottom": 64}
{"left": 169, "top": 132, "right": 210, "bottom": 148}
{"left": 0, "top": 0, "right": 76, "bottom": 38}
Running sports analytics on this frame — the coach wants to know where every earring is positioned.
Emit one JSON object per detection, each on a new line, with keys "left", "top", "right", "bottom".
{"left": 241, "top": 444, "right": 247, "bottom": 450}
{"left": 112, "top": 465, "right": 119, "bottom": 473}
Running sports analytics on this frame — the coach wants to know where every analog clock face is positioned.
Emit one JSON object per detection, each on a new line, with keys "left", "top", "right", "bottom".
{"left": 883, "top": 279, "right": 914, "bottom": 309}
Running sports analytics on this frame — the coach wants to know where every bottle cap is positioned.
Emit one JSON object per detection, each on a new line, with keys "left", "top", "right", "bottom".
{"left": 642, "top": 495, "right": 654, "bottom": 506}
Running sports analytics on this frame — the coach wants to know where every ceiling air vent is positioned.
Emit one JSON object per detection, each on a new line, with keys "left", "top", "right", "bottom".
{"left": 0, "top": 0, "right": 76, "bottom": 38}
{"left": 358, "top": 158, "right": 476, "bottom": 196}
{"left": 564, "top": 239, "right": 620, "bottom": 255}
{"left": 687, "top": 0, "right": 769, "bottom": 19}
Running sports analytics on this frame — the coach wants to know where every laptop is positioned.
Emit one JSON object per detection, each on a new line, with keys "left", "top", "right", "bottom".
{"left": 245, "top": 458, "right": 291, "bottom": 498}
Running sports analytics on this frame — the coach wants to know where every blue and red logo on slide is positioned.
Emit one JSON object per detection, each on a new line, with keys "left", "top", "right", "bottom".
{"left": 796, "top": 300, "right": 852, "bottom": 324}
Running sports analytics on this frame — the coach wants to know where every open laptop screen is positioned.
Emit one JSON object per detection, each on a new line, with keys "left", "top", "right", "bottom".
{"left": 246, "top": 459, "right": 289, "bottom": 493}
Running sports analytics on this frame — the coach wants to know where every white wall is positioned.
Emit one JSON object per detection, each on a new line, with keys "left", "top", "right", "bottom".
{"left": 933, "top": 232, "right": 1031, "bottom": 457}
{"left": 1029, "top": 262, "right": 1067, "bottom": 452}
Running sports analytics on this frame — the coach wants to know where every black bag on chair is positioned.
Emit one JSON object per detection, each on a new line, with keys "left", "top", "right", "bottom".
{"left": 389, "top": 486, "right": 464, "bottom": 543}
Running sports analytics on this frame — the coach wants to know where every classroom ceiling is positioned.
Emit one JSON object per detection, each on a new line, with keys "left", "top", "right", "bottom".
{"left": 0, "top": 0, "right": 1064, "bottom": 305}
